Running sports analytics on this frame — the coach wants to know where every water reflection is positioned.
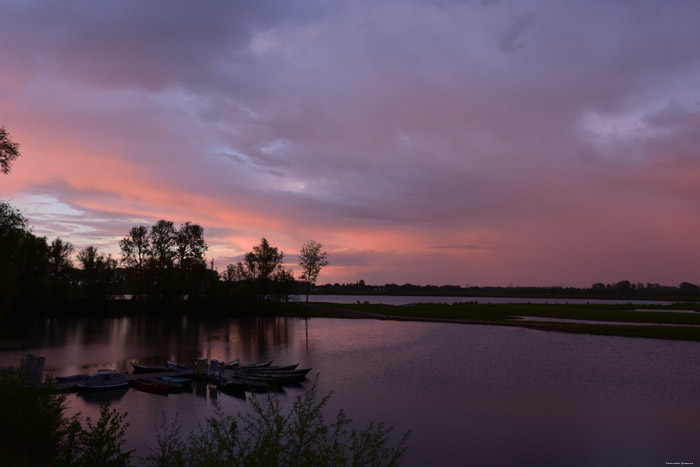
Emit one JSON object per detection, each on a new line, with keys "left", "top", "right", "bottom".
{"left": 0, "top": 316, "right": 303, "bottom": 376}
{"left": 1, "top": 316, "right": 699, "bottom": 466}
{"left": 78, "top": 388, "right": 129, "bottom": 405}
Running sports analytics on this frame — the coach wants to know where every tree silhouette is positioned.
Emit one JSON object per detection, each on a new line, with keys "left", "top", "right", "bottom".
{"left": 232, "top": 238, "right": 286, "bottom": 305}
{"left": 299, "top": 240, "right": 329, "bottom": 308}
{"left": 0, "top": 126, "right": 20, "bottom": 174}
{"left": 48, "top": 238, "right": 74, "bottom": 277}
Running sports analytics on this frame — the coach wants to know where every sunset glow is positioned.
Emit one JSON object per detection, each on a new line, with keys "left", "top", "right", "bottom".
{"left": 2, "top": 1, "right": 700, "bottom": 286}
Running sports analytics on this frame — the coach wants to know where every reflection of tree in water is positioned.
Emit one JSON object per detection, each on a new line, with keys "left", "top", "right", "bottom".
{"left": 0, "top": 315, "right": 306, "bottom": 372}
{"left": 210, "top": 317, "right": 298, "bottom": 362}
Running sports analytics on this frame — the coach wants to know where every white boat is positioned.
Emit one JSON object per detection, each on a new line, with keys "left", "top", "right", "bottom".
{"left": 77, "top": 370, "right": 129, "bottom": 391}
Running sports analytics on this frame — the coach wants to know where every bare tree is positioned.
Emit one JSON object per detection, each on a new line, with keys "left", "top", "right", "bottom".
{"left": 0, "top": 126, "right": 21, "bottom": 174}
{"left": 298, "top": 240, "right": 329, "bottom": 308}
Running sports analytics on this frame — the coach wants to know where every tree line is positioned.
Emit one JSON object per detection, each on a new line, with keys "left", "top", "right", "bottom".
{"left": 1, "top": 126, "right": 329, "bottom": 317}
{"left": 0, "top": 199, "right": 329, "bottom": 316}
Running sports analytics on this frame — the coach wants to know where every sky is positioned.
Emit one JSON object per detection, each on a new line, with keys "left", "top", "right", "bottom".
{"left": 1, "top": 0, "right": 700, "bottom": 287}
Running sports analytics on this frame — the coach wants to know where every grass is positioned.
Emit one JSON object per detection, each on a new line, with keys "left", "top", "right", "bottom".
{"left": 298, "top": 302, "right": 700, "bottom": 342}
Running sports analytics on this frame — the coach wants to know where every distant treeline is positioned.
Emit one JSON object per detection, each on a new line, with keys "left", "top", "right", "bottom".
{"left": 315, "top": 279, "right": 700, "bottom": 301}
{"left": 1, "top": 200, "right": 324, "bottom": 317}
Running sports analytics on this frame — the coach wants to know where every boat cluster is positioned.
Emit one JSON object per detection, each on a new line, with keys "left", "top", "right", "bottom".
{"left": 54, "top": 358, "right": 312, "bottom": 397}
{"left": 218, "top": 360, "right": 313, "bottom": 395}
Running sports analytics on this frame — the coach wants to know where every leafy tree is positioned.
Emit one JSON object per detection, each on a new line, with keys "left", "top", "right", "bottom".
{"left": 119, "top": 225, "right": 150, "bottom": 270}
{"left": 149, "top": 220, "right": 177, "bottom": 270}
{"left": 0, "top": 200, "right": 28, "bottom": 233}
{"left": 119, "top": 225, "right": 150, "bottom": 299}
{"left": 48, "top": 238, "right": 74, "bottom": 277}
{"left": 175, "top": 222, "right": 207, "bottom": 270}
{"left": 299, "top": 240, "right": 329, "bottom": 307}
{"left": 0, "top": 126, "right": 20, "bottom": 174}
{"left": 231, "top": 238, "right": 285, "bottom": 305}
{"left": 77, "top": 246, "right": 118, "bottom": 302}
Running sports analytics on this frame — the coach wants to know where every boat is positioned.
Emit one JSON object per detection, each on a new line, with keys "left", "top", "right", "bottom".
{"left": 130, "top": 362, "right": 170, "bottom": 374}
{"left": 223, "top": 359, "right": 240, "bottom": 369}
{"left": 159, "top": 376, "right": 191, "bottom": 393}
{"left": 166, "top": 360, "right": 191, "bottom": 370}
{"left": 160, "top": 376, "right": 192, "bottom": 384}
{"left": 237, "top": 367, "right": 311, "bottom": 378}
{"left": 55, "top": 374, "right": 88, "bottom": 383}
{"left": 237, "top": 363, "right": 299, "bottom": 372}
{"left": 218, "top": 377, "right": 282, "bottom": 395}
{"left": 232, "top": 368, "right": 312, "bottom": 385}
{"left": 77, "top": 370, "right": 129, "bottom": 391}
{"left": 133, "top": 378, "right": 169, "bottom": 395}
{"left": 237, "top": 360, "right": 273, "bottom": 370}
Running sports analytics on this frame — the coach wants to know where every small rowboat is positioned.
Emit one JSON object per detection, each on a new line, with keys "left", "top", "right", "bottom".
{"left": 56, "top": 374, "right": 88, "bottom": 383}
{"left": 233, "top": 368, "right": 312, "bottom": 385}
{"left": 133, "top": 378, "right": 169, "bottom": 395}
{"left": 236, "top": 360, "right": 273, "bottom": 370}
{"left": 219, "top": 377, "right": 283, "bottom": 395}
{"left": 130, "top": 362, "right": 170, "bottom": 374}
{"left": 77, "top": 371, "right": 130, "bottom": 392}
{"left": 223, "top": 359, "right": 240, "bottom": 369}
{"left": 238, "top": 363, "right": 299, "bottom": 372}
{"left": 167, "top": 360, "right": 191, "bottom": 370}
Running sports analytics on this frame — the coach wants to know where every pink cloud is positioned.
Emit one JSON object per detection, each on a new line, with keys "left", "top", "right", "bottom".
{"left": 2, "top": 1, "right": 700, "bottom": 286}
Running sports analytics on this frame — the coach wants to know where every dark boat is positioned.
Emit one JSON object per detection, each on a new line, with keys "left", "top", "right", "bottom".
{"left": 159, "top": 376, "right": 191, "bottom": 393}
{"left": 130, "top": 362, "right": 170, "bottom": 374}
{"left": 237, "top": 368, "right": 311, "bottom": 378}
{"left": 219, "top": 377, "right": 282, "bottom": 394}
{"left": 77, "top": 371, "right": 129, "bottom": 391}
{"left": 55, "top": 374, "right": 88, "bottom": 383}
{"left": 133, "top": 378, "right": 169, "bottom": 395}
{"left": 223, "top": 359, "right": 240, "bottom": 369}
{"left": 238, "top": 363, "right": 299, "bottom": 372}
{"left": 233, "top": 368, "right": 312, "bottom": 385}
{"left": 166, "top": 360, "right": 191, "bottom": 370}
{"left": 237, "top": 360, "right": 273, "bottom": 370}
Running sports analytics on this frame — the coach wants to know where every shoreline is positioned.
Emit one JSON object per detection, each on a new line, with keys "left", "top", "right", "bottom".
{"left": 294, "top": 303, "right": 700, "bottom": 342}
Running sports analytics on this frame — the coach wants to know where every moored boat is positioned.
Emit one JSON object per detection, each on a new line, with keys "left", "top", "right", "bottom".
{"left": 223, "top": 359, "right": 240, "bottom": 369}
{"left": 219, "top": 377, "right": 282, "bottom": 394}
{"left": 130, "top": 362, "right": 170, "bottom": 374}
{"left": 55, "top": 374, "right": 88, "bottom": 383}
{"left": 238, "top": 363, "right": 299, "bottom": 372}
{"left": 133, "top": 378, "right": 169, "bottom": 395}
{"left": 237, "top": 360, "right": 273, "bottom": 370}
{"left": 166, "top": 360, "right": 191, "bottom": 370}
{"left": 77, "top": 370, "right": 129, "bottom": 391}
{"left": 232, "top": 368, "right": 312, "bottom": 385}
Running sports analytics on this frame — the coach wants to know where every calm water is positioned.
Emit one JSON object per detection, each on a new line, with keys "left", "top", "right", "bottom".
{"left": 1, "top": 315, "right": 699, "bottom": 466}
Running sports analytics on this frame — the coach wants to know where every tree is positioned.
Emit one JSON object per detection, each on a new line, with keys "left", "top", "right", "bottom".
{"left": 232, "top": 238, "right": 285, "bottom": 305}
{"left": 299, "top": 240, "right": 329, "bottom": 308}
{"left": 175, "top": 222, "right": 207, "bottom": 270}
{"left": 48, "top": 238, "right": 74, "bottom": 277}
{"left": 119, "top": 225, "right": 150, "bottom": 299}
{"left": 119, "top": 225, "right": 150, "bottom": 271}
{"left": 149, "top": 220, "right": 177, "bottom": 270}
{"left": 0, "top": 126, "right": 20, "bottom": 174}
{"left": 0, "top": 200, "right": 28, "bottom": 233}
{"left": 77, "top": 246, "right": 117, "bottom": 302}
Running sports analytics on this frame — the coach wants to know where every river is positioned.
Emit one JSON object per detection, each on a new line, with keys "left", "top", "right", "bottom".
{"left": 1, "top": 314, "right": 698, "bottom": 466}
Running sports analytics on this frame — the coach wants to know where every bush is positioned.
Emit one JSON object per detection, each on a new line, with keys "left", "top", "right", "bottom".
{"left": 143, "top": 378, "right": 411, "bottom": 467}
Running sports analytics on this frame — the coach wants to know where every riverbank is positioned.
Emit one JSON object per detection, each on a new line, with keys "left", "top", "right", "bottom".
{"left": 290, "top": 302, "right": 700, "bottom": 342}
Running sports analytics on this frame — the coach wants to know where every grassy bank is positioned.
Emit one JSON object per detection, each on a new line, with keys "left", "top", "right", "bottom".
{"left": 291, "top": 302, "right": 700, "bottom": 342}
